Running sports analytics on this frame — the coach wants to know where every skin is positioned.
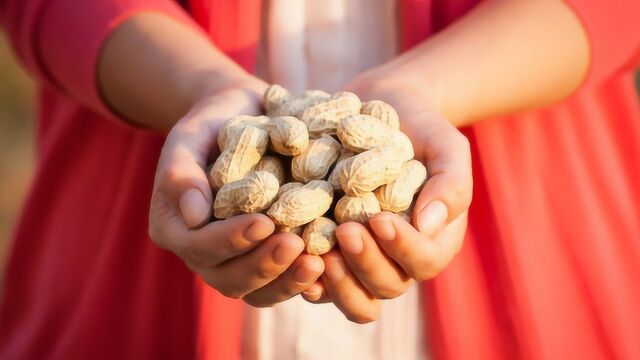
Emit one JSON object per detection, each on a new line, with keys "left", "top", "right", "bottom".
{"left": 99, "top": 1, "right": 589, "bottom": 321}
{"left": 302, "top": 0, "right": 589, "bottom": 318}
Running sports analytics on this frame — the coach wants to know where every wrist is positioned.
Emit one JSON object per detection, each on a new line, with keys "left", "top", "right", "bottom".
{"left": 345, "top": 62, "right": 446, "bottom": 119}
{"left": 181, "top": 67, "right": 265, "bottom": 110}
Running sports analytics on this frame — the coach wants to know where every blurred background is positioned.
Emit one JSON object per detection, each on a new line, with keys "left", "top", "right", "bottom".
{"left": 0, "top": 30, "right": 36, "bottom": 278}
{"left": 0, "top": 28, "right": 638, "bottom": 284}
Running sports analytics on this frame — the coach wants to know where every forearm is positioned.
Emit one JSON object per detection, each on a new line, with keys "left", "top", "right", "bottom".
{"left": 378, "top": 0, "right": 590, "bottom": 126}
{"left": 98, "top": 12, "right": 265, "bottom": 130}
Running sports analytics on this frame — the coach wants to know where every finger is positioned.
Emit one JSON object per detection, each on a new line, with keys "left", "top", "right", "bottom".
{"left": 202, "top": 232, "right": 304, "bottom": 299}
{"left": 177, "top": 213, "right": 275, "bottom": 267}
{"left": 335, "top": 222, "right": 413, "bottom": 299}
{"left": 414, "top": 125, "right": 473, "bottom": 236}
{"left": 243, "top": 255, "right": 324, "bottom": 307}
{"left": 321, "top": 251, "right": 381, "bottom": 324}
{"left": 155, "top": 91, "right": 263, "bottom": 230}
{"left": 301, "top": 280, "right": 332, "bottom": 304}
{"left": 369, "top": 211, "right": 466, "bottom": 281}
{"left": 155, "top": 124, "right": 217, "bottom": 229}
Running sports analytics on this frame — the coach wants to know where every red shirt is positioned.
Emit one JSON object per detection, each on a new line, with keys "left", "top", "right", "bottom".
{"left": 1, "top": 0, "right": 639, "bottom": 359}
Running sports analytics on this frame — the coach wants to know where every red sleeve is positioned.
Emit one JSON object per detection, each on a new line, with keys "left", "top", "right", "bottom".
{"left": 565, "top": 0, "right": 640, "bottom": 87}
{"left": 1, "top": 0, "right": 197, "bottom": 116}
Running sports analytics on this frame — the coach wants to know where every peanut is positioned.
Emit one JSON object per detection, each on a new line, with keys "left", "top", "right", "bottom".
{"left": 267, "top": 116, "right": 309, "bottom": 156}
{"left": 219, "top": 116, "right": 308, "bottom": 157}
{"left": 276, "top": 181, "right": 304, "bottom": 198}
{"left": 375, "top": 160, "right": 427, "bottom": 212}
{"left": 275, "top": 90, "right": 331, "bottom": 117}
{"left": 302, "top": 217, "right": 337, "bottom": 255}
{"left": 254, "top": 156, "right": 287, "bottom": 184}
{"left": 334, "top": 192, "right": 381, "bottom": 224}
{"left": 264, "top": 84, "right": 293, "bottom": 116}
{"left": 210, "top": 126, "right": 269, "bottom": 190}
{"left": 360, "top": 100, "right": 400, "bottom": 129}
{"left": 267, "top": 180, "right": 334, "bottom": 227}
{"left": 291, "top": 135, "right": 341, "bottom": 183}
{"left": 214, "top": 171, "right": 280, "bottom": 219}
{"left": 338, "top": 146, "right": 405, "bottom": 197}
{"left": 301, "top": 91, "right": 361, "bottom": 138}
{"left": 337, "top": 114, "right": 414, "bottom": 160}
{"left": 327, "top": 148, "right": 357, "bottom": 190}
{"left": 218, "top": 115, "right": 270, "bottom": 150}
{"left": 210, "top": 88, "right": 425, "bottom": 239}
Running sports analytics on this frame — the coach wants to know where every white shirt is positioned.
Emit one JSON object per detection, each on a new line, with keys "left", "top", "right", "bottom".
{"left": 244, "top": 1, "right": 427, "bottom": 359}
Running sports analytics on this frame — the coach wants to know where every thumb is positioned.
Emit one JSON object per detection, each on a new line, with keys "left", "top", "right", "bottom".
{"left": 179, "top": 188, "right": 211, "bottom": 228}
{"left": 156, "top": 122, "right": 217, "bottom": 229}
{"left": 414, "top": 131, "right": 472, "bottom": 236}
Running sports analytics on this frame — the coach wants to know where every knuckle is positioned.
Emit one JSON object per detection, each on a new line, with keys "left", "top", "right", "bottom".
{"left": 370, "top": 282, "right": 408, "bottom": 300}
{"left": 345, "top": 307, "right": 381, "bottom": 324}
{"left": 281, "top": 282, "right": 305, "bottom": 298}
{"left": 450, "top": 179, "right": 473, "bottom": 209}
{"left": 161, "top": 166, "right": 184, "bottom": 186}
{"left": 148, "top": 223, "right": 163, "bottom": 247}
{"left": 221, "top": 289, "right": 244, "bottom": 300}
{"left": 410, "top": 262, "right": 441, "bottom": 282}
{"left": 242, "top": 295, "right": 274, "bottom": 308}
{"left": 215, "top": 282, "right": 245, "bottom": 300}
{"left": 254, "top": 262, "right": 283, "bottom": 281}
{"left": 451, "top": 131, "right": 471, "bottom": 153}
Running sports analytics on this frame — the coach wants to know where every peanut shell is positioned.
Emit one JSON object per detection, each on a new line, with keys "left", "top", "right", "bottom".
{"left": 360, "top": 100, "right": 400, "bottom": 129}
{"left": 338, "top": 147, "right": 405, "bottom": 197}
{"left": 254, "top": 156, "right": 287, "bottom": 184}
{"left": 214, "top": 171, "right": 280, "bottom": 219}
{"left": 300, "top": 91, "right": 361, "bottom": 138}
{"left": 267, "top": 180, "right": 334, "bottom": 228}
{"left": 302, "top": 217, "right": 337, "bottom": 255}
{"left": 334, "top": 193, "right": 381, "bottom": 224}
{"left": 291, "top": 135, "right": 341, "bottom": 183}
{"left": 275, "top": 90, "right": 331, "bottom": 117}
{"left": 218, "top": 115, "right": 270, "bottom": 150}
{"left": 210, "top": 126, "right": 269, "bottom": 190}
{"left": 264, "top": 85, "right": 293, "bottom": 116}
{"left": 337, "top": 114, "right": 414, "bottom": 160}
{"left": 267, "top": 116, "right": 309, "bottom": 156}
{"left": 375, "top": 160, "right": 427, "bottom": 212}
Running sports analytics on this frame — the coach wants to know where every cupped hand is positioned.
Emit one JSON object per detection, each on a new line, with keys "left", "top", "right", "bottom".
{"left": 303, "top": 73, "right": 473, "bottom": 323}
{"left": 149, "top": 82, "right": 324, "bottom": 307}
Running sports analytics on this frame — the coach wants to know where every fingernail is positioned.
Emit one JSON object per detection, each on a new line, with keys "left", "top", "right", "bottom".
{"left": 339, "top": 230, "right": 364, "bottom": 254}
{"left": 243, "top": 219, "right": 275, "bottom": 242}
{"left": 370, "top": 214, "right": 396, "bottom": 241}
{"left": 179, "top": 188, "right": 210, "bottom": 228}
{"left": 417, "top": 200, "right": 448, "bottom": 236}
{"left": 294, "top": 261, "right": 323, "bottom": 283}
{"left": 324, "top": 256, "right": 346, "bottom": 281}
{"left": 272, "top": 238, "right": 303, "bottom": 265}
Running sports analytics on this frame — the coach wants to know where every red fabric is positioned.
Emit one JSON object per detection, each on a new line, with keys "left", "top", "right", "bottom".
{"left": 400, "top": 0, "right": 640, "bottom": 359}
{"left": 0, "top": 0, "right": 638, "bottom": 359}
{"left": 0, "top": 0, "right": 259, "bottom": 358}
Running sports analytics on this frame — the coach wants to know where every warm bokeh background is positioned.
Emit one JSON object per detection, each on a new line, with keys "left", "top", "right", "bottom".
{"left": 0, "top": 30, "right": 35, "bottom": 278}
{"left": 0, "top": 28, "right": 638, "bottom": 283}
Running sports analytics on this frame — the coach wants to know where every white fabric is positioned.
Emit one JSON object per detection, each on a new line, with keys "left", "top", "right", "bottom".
{"left": 245, "top": 1, "right": 427, "bottom": 359}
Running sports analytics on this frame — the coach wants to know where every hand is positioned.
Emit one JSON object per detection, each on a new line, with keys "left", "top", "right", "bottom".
{"left": 302, "top": 73, "right": 473, "bottom": 323}
{"left": 149, "top": 82, "right": 324, "bottom": 307}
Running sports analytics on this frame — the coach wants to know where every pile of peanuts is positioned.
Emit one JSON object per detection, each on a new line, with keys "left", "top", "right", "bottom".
{"left": 209, "top": 85, "right": 427, "bottom": 255}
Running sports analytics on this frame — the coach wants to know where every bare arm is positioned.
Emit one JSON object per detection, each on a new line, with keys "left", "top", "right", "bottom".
{"left": 323, "top": 0, "right": 591, "bottom": 321}
{"left": 97, "top": 12, "right": 265, "bottom": 130}
{"left": 354, "top": 0, "right": 590, "bottom": 126}
{"left": 97, "top": 13, "right": 323, "bottom": 306}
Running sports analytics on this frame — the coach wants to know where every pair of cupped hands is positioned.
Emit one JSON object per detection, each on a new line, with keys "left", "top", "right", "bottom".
{"left": 148, "top": 67, "right": 473, "bottom": 323}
